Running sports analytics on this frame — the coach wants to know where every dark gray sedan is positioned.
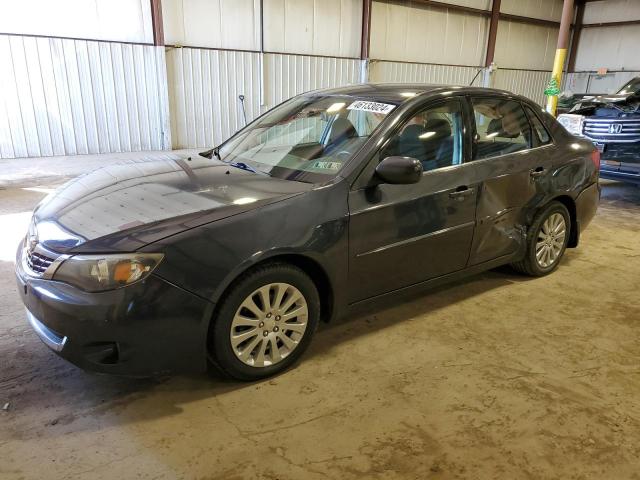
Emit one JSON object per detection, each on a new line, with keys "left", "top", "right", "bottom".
{"left": 15, "top": 84, "right": 600, "bottom": 380}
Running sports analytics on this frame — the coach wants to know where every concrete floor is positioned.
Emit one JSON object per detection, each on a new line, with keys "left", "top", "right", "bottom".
{"left": 0, "top": 169, "right": 639, "bottom": 479}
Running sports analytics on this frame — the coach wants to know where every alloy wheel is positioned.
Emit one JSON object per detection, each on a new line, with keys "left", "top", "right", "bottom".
{"left": 535, "top": 213, "right": 566, "bottom": 268}
{"left": 230, "top": 283, "right": 308, "bottom": 367}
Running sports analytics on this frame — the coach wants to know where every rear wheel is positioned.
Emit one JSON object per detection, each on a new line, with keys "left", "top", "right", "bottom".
{"left": 209, "top": 263, "right": 320, "bottom": 381}
{"left": 511, "top": 201, "right": 570, "bottom": 276}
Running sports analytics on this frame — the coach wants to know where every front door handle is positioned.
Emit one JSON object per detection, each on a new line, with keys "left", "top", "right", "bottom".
{"left": 449, "top": 185, "right": 475, "bottom": 200}
{"left": 530, "top": 166, "right": 546, "bottom": 178}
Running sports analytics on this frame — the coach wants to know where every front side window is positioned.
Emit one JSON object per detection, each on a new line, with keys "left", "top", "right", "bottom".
{"left": 380, "top": 99, "right": 464, "bottom": 172}
{"left": 218, "top": 96, "right": 395, "bottom": 183}
{"left": 471, "top": 98, "right": 532, "bottom": 160}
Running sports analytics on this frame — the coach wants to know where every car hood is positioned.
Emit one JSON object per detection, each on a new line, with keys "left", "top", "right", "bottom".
{"left": 32, "top": 153, "right": 312, "bottom": 253}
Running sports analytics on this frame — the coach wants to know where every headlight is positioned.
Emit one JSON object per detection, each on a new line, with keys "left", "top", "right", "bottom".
{"left": 557, "top": 114, "right": 584, "bottom": 135}
{"left": 52, "top": 253, "right": 164, "bottom": 292}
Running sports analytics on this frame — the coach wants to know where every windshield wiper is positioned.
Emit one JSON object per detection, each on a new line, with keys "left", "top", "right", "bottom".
{"left": 229, "top": 161, "right": 258, "bottom": 173}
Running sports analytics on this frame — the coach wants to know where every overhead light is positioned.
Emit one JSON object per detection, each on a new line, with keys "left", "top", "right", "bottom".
{"left": 233, "top": 197, "right": 257, "bottom": 205}
{"left": 419, "top": 131, "right": 436, "bottom": 139}
{"left": 400, "top": 92, "right": 417, "bottom": 97}
{"left": 326, "top": 102, "right": 346, "bottom": 113}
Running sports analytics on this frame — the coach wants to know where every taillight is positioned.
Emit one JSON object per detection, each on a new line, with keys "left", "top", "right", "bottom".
{"left": 591, "top": 150, "right": 600, "bottom": 171}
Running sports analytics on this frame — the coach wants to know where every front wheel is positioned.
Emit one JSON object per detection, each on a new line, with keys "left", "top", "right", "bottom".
{"left": 511, "top": 201, "right": 571, "bottom": 276}
{"left": 209, "top": 263, "right": 320, "bottom": 381}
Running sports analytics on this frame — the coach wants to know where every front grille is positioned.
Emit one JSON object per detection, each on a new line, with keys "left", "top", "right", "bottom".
{"left": 26, "top": 249, "right": 55, "bottom": 275}
{"left": 583, "top": 118, "right": 640, "bottom": 143}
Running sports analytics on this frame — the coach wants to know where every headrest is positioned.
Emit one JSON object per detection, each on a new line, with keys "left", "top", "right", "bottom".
{"left": 423, "top": 118, "right": 451, "bottom": 140}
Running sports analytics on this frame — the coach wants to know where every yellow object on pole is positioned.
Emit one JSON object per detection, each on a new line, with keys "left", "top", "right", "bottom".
{"left": 545, "top": 0, "right": 574, "bottom": 117}
{"left": 546, "top": 48, "right": 567, "bottom": 116}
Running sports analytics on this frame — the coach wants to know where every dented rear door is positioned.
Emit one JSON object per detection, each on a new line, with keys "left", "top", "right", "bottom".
{"left": 465, "top": 96, "right": 556, "bottom": 266}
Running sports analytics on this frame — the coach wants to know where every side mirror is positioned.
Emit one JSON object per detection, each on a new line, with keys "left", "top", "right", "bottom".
{"left": 375, "top": 156, "right": 423, "bottom": 185}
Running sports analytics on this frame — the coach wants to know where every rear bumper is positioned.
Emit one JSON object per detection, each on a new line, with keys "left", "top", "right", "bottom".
{"left": 15, "top": 242, "right": 214, "bottom": 376}
{"left": 574, "top": 182, "right": 600, "bottom": 243}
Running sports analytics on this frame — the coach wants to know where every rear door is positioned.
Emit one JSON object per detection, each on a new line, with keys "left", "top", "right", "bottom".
{"left": 466, "top": 96, "right": 556, "bottom": 266}
{"left": 347, "top": 97, "right": 478, "bottom": 302}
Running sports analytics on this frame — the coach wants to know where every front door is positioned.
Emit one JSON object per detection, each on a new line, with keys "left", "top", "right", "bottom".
{"left": 348, "top": 97, "right": 478, "bottom": 303}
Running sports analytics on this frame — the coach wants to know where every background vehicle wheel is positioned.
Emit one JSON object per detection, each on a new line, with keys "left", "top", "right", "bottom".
{"left": 209, "top": 263, "right": 320, "bottom": 381}
{"left": 511, "top": 201, "right": 571, "bottom": 277}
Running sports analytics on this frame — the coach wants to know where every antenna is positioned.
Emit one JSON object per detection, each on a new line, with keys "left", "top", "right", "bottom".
{"left": 469, "top": 68, "right": 483, "bottom": 86}
{"left": 238, "top": 95, "right": 248, "bottom": 126}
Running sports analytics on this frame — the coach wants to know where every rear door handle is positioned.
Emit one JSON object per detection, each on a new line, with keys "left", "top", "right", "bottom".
{"left": 530, "top": 166, "right": 546, "bottom": 178}
{"left": 449, "top": 185, "right": 475, "bottom": 200}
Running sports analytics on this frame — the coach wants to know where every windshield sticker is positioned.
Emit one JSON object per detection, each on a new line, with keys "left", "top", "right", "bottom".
{"left": 313, "top": 161, "right": 342, "bottom": 171}
{"left": 347, "top": 101, "right": 395, "bottom": 115}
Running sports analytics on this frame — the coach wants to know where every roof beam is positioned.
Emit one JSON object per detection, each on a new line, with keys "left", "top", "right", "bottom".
{"left": 485, "top": 0, "right": 501, "bottom": 67}
{"left": 375, "top": 0, "right": 565, "bottom": 28}
{"left": 567, "top": 1, "right": 585, "bottom": 72}
{"left": 582, "top": 19, "right": 640, "bottom": 28}
{"left": 150, "top": 0, "right": 164, "bottom": 46}
{"left": 361, "top": 0, "right": 373, "bottom": 59}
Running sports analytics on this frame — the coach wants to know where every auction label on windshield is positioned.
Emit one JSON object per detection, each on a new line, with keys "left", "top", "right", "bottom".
{"left": 347, "top": 101, "right": 395, "bottom": 114}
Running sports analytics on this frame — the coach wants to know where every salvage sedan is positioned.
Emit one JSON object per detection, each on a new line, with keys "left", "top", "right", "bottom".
{"left": 16, "top": 84, "right": 600, "bottom": 380}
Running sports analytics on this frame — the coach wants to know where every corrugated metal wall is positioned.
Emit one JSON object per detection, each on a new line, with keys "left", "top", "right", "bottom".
{"left": 494, "top": 69, "right": 549, "bottom": 105}
{"left": 369, "top": 60, "right": 548, "bottom": 105}
{"left": 369, "top": 1, "right": 488, "bottom": 66}
{"left": 166, "top": 48, "right": 362, "bottom": 149}
{"left": 0, "top": 34, "right": 169, "bottom": 159}
{"left": 0, "top": 0, "right": 153, "bottom": 44}
{"left": 369, "top": 61, "right": 483, "bottom": 86}
{"left": 564, "top": 71, "right": 640, "bottom": 95}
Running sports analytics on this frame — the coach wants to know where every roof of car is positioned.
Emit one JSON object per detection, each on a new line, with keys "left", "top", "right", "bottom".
{"left": 307, "top": 83, "right": 515, "bottom": 104}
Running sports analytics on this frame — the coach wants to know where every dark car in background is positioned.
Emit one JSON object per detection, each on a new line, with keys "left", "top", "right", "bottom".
{"left": 16, "top": 84, "right": 600, "bottom": 380}
{"left": 558, "top": 77, "right": 640, "bottom": 185}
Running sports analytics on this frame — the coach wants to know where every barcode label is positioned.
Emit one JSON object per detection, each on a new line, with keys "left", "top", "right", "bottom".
{"left": 347, "top": 101, "right": 396, "bottom": 115}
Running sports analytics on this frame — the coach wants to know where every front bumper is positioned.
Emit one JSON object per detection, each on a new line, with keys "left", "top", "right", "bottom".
{"left": 15, "top": 242, "right": 214, "bottom": 376}
{"left": 599, "top": 166, "right": 640, "bottom": 185}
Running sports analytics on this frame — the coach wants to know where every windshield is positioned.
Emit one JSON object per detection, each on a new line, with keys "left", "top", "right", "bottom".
{"left": 617, "top": 78, "right": 640, "bottom": 96}
{"left": 217, "top": 95, "right": 396, "bottom": 183}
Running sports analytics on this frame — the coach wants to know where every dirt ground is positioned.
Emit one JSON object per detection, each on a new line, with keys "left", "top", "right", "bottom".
{"left": 1, "top": 180, "right": 639, "bottom": 480}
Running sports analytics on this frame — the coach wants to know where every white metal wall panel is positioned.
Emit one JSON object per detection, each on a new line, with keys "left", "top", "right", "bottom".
{"left": 494, "top": 20, "right": 557, "bottom": 70}
{"left": 369, "top": 61, "right": 548, "bottom": 105}
{"left": 564, "top": 71, "right": 640, "bottom": 95}
{"left": 166, "top": 48, "right": 262, "bottom": 150}
{"left": 0, "top": 35, "right": 169, "bottom": 159}
{"left": 573, "top": 26, "right": 640, "bottom": 71}
{"left": 162, "top": 0, "right": 261, "bottom": 51}
{"left": 434, "top": 0, "right": 491, "bottom": 9}
{"left": 0, "top": 0, "right": 153, "bottom": 44}
{"left": 583, "top": 0, "right": 640, "bottom": 23}
{"left": 494, "top": 69, "right": 549, "bottom": 105}
{"left": 166, "top": 48, "right": 362, "bottom": 149}
{"left": 370, "top": 1, "right": 488, "bottom": 66}
{"left": 369, "top": 60, "right": 484, "bottom": 86}
{"left": 500, "top": 0, "right": 563, "bottom": 22}
{"left": 264, "top": 0, "right": 362, "bottom": 58}
{"left": 265, "top": 54, "right": 362, "bottom": 105}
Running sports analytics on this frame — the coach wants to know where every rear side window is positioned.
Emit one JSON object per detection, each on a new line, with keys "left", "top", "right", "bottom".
{"left": 524, "top": 105, "right": 551, "bottom": 146}
{"left": 471, "top": 98, "right": 532, "bottom": 160}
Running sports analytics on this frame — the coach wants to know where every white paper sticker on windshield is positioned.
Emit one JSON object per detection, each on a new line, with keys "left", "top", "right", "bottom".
{"left": 347, "top": 101, "right": 395, "bottom": 115}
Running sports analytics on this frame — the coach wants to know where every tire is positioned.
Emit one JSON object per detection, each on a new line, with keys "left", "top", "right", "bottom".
{"left": 209, "top": 263, "right": 320, "bottom": 381}
{"left": 511, "top": 201, "right": 571, "bottom": 277}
